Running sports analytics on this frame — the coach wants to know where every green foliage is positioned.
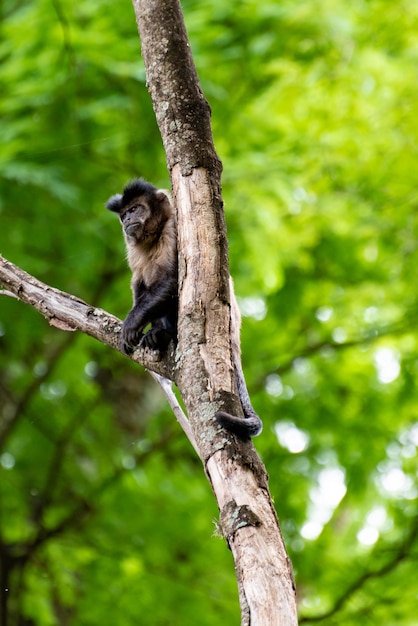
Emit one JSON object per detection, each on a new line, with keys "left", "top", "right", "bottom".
{"left": 1, "top": 0, "right": 417, "bottom": 623}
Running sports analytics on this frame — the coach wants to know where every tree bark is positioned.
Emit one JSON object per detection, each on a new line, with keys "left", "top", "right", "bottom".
{"left": 133, "top": 1, "right": 298, "bottom": 624}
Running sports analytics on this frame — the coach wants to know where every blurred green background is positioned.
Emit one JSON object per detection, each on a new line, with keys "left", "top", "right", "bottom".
{"left": 0, "top": 0, "right": 417, "bottom": 624}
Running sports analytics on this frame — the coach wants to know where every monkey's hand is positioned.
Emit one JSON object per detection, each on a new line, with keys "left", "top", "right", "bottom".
{"left": 120, "top": 310, "right": 146, "bottom": 355}
{"left": 140, "top": 327, "right": 173, "bottom": 352}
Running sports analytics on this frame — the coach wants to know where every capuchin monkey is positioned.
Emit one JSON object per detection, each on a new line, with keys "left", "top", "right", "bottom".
{"left": 106, "top": 179, "right": 262, "bottom": 438}
{"left": 106, "top": 179, "right": 177, "bottom": 354}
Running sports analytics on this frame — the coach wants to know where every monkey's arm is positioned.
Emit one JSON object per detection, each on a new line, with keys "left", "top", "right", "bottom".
{"left": 122, "top": 277, "right": 177, "bottom": 353}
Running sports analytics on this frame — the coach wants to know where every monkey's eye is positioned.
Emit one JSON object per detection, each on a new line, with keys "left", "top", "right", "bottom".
{"left": 127, "top": 204, "right": 146, "bottom": 214}
{"left": 122, "top": 207, "right": 137, "bottom": 218}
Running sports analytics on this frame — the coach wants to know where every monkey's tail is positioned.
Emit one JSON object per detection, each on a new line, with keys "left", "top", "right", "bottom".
{"left": 215, "top": 280, "right": 263, "bottom": 439}
{"left": 215, "top": 358, "right": 263, "bottom": 438}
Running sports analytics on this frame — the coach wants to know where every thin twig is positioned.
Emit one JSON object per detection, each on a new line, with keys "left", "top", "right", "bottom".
{"left": 149, "top": 371, "right": 199, "bottom": 456}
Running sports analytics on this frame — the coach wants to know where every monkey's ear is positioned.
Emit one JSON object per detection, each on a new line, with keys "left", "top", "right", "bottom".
{"left": 106, "top": 194, "right": 123, "bottom": 213}
{"left": 155, "top": 189, "right": 171, "bottom": 203}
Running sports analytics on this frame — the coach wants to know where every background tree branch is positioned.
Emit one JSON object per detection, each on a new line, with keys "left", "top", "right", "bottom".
{"left": 299, "top": 518, "right": 418, "bottom": 623}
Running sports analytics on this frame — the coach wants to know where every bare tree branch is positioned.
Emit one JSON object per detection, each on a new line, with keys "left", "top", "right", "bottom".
{"left": 0, "top": 254, "right": 174, "bottom": 380}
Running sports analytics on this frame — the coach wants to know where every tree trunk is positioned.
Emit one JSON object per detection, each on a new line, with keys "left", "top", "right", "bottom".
{"left": 133, "top": 1, "right": 297, "bottom": 623}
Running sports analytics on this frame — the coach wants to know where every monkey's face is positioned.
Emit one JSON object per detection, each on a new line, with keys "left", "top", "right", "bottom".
{"left": 119, "top": 192, "right": 172, "bottom": 244}
{"left": 119, "top": 199, "right": 153, "bottom": 241}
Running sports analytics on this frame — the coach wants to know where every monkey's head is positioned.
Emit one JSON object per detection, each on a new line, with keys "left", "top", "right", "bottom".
{"left": 106, "top": 179, "right": 173, "bottom": 243}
